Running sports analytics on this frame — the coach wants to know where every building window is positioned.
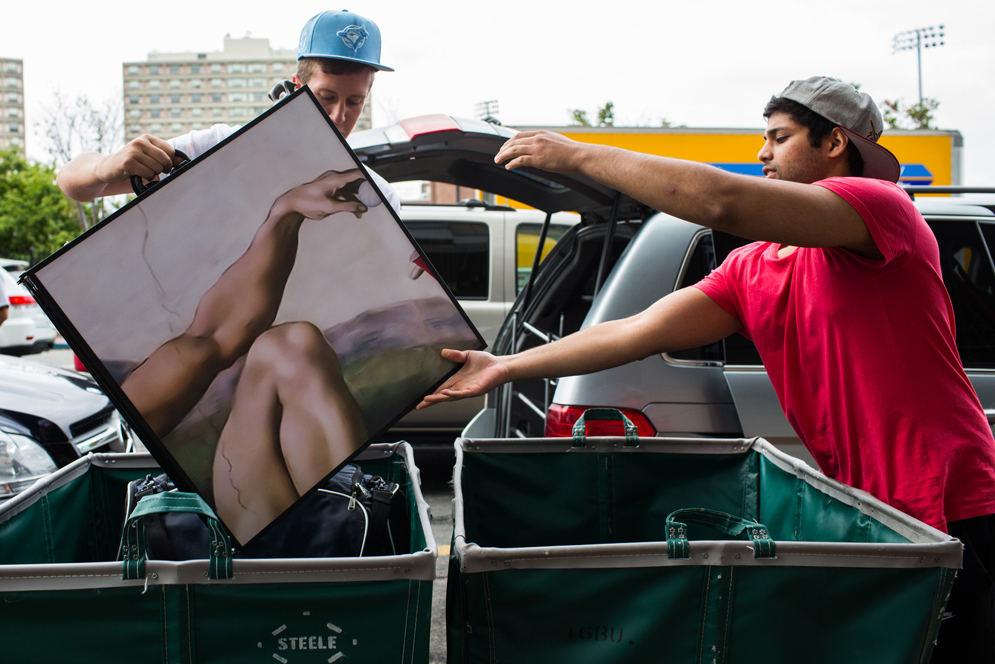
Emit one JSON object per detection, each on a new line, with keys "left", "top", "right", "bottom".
{"left": 212, "top": 93, "right": 222, "bottom": 102}
{"left": 149, "top": 65, "right": 159, "bottom": 75}
{"left": 248, "top": 78, "right": 266, "bottom": 88}
{"left": 129, "top": 124, "right": 141, "bottom": 134}
{"left": 228, "top": 92, "right": 246, "bottom": 103}
{"left": 170, "top": 94, "right": 180, "bottom": 103}
{"left": 6, "top": 78, "right": 18, "bottom": 88}
{"left": 171, "top": 123, "right": 182, "bottom": 132}
{"left": 192, "top": 108, "right": 203, "bottom": 117}
{"left": 5, "top": 62, "right": 18, "bottom": 73}
{"left": 191, "top": 64, "right": 201, "bottom": 74}
{"left": 228, "top": 63, "right": 246, "bottom": 73}
{"left": 211, "top": 79, "right": 223, "bottom": 88}
{"left": 128, "top": 80, "right": 139, "bottom": 89}
{"left": 170, "top": 79, "right": 181, "bottom": 88}
{"left": 212, "top": 108, "right": 223, "bottom": 116}
{"left": 170, "top": 65, "right": 179, "bottom": 74}
{"left": 8, "top": 122, "right": 18, "bottom": 133}
{"left": 129, "top": 109, "right": 141, "bottom": 119}
{"left": 7, "top": 107, "right": 18, "bottom": 118}
{"left": 228, "top": 78, "right": 246, "bottom": 88}
{"left": 150, "top": 94, "right": 160, "bottom": 103}
{"left": 151, "top": 123, "right": 162, "bottom": 132}
{"left": 150, "top": 109, "right": 160, "bottom": 118}
{"left": 229, "top": 107, "right": 246, "bottom": 116}
{"left": 211, "top": 63, "right": 222, "bottom": 73}
{"left": 248, "top": 63, "right": 266, "bottom": 73}
{"left": 272, "top": 63, "right": 284, "bottom": 72}
{"left": 129, "top": 95, "right": 139, "bottom": 104}
{"left": 149, "top": 80, "right": 160, "bottom": 89}
{"left": 192, "top": 122, "right": 203, "bottom": 130}
{"left": 171, "top": 108, "right": 181, "bottom": 117}
{"left": 9, "top": 137, "right": 19, "bottom": 147}
{"left": 252, "top": 106, "right": 269, "bottom": 115}
{"left": 190, "top": 79, "right": 201, "bottom": 88}
{"left": 191, "top": 93, "right": 202, "bottom": 102}
{"left": 6, "top": 93, "right": 17, "bottom": 103}
{"left": 127, "top": 65, "right": 139, "bottom": 75}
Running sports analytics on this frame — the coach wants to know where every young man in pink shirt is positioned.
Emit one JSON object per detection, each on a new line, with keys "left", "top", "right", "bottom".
{"left": 419, "top": 76, "right": 995, "bottom": 662}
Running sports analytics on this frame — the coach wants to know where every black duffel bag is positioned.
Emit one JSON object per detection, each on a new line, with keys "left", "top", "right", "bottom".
{"left": 120, "top": 463, "right": 411, "bottom": 560}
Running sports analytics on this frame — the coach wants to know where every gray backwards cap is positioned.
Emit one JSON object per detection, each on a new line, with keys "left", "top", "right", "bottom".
{"left": 778, "top": 76, "right": 900, "bottom": 182}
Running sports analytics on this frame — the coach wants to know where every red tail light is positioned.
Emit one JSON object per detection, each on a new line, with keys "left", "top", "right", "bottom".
{"left": 73, "top": 354, "right": 87, "bottom": 372}
{"left": 8, "top": 295, "right": 35, "bottom": 306}
{"left": 545, "top": 404, "right": 657, "bottom": 438}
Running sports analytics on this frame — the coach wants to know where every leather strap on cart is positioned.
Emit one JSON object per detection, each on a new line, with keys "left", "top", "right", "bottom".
{"left": 666, "top": 507, "right": 777, "bottom": 559}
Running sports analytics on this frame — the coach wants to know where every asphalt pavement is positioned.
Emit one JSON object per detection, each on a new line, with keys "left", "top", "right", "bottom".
{"left": 20, "top": 344, "right": 458, "bottom": 662}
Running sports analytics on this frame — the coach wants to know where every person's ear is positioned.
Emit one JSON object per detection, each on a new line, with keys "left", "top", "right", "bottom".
{"left": 291, "top": 74, "right": 303, "bottom": 89}
{"left": 827, "top": 127, "right": 848, "bottom": 159}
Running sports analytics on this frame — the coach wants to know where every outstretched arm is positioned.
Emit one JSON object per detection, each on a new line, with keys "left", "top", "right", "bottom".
{"left": 495, "top": 131, "right": 879, "bottom": 258}
{"left": 57, "top": 134, "right": 180, "bottom": 201}
{"left": 418, "top": 287, "right": 740, "bottom": 409}
{"left": 122, "top": 169, "right": 369, "bottom": 436}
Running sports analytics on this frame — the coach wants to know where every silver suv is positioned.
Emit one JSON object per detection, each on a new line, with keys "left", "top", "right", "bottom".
{"left": 466, "top": 192, "right": 995, "bottom": 467}
{"left": 349, "top": 115, "right": 644, "bottom": 448}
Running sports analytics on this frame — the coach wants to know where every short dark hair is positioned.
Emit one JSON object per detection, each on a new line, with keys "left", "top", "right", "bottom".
{"left": 763, "top": 96, "right": 863, "bottom": 177}
{"left": 297, "top": 57, "right": 376, "bottom": 85}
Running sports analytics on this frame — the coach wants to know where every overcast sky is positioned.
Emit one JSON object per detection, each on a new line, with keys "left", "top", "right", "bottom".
{"left": 5, "top": 0, "right": 995, "bottom": 184}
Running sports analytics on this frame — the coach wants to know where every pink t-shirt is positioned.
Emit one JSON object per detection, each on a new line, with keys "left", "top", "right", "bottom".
{"left": 694, "top": 177, "right": 995, "bottom": 532}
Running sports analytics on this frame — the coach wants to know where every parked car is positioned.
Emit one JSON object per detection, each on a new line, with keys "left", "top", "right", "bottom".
{"left": 465, "top": 190, "right": 995, "bottom": 464}
{"left": 348, "top": 115, "right": 647, "bottom": 447}
{"left": 0, "top": 354, "right": 134, "bottom": 500}
{"left": 0, "top": 267, "right": 58, "bottom": 356}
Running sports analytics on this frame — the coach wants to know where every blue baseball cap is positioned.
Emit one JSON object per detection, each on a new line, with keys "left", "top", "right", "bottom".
{"left": 297, "top": 10, "right": 393, "bottom": 72}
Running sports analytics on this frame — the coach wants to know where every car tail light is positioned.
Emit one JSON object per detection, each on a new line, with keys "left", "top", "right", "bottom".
{"left": 544, "top": 404, "right": 657, "bottom": 438}
{"left": 74, "top": 354, "right": 87, "bottom": 372}
{"left": 8, "top": 295, "right": 35, "bottom": 306}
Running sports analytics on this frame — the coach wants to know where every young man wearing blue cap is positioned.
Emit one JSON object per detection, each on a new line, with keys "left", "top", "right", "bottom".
{"left": 58, "top": 9, "right": 397, "bottom": 209}
{"left": 420, "top": 77, "right": 995, "bottom": 663}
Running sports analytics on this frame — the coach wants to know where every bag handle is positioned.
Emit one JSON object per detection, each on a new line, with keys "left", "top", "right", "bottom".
{"left": 666, "top": 508, "right": 776, "bottom": 559}
{"left": 130, "top": 149, "right": 191, "bottom": 196}
{"left": 120, "top": 491, "right": 233, "bottom": 580}
{"left": 571, "top": 408, "right": 639, "bottom": 447}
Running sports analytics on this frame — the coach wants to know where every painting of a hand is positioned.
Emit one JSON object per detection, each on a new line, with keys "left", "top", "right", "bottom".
{"left": 275, "top": 169, "right": 372, "bottom": 220}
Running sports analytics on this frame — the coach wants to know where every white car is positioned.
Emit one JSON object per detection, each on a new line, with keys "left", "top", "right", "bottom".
{"left": 0, "top": 268, "right": 57, "bottom": 356}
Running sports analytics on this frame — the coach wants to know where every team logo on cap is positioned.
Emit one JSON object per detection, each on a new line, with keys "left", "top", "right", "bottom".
{"left": 866, "top": 119, "right": 882, "bottom": 142}
{"left": 337, "top": 25, "right": 369, "bottom": 52}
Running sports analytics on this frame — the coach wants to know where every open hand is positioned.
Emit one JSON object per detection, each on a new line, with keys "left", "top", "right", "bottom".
{"left": 416, "top": 349, "right": 512, "bottom": 409}
{"left": 94, "top": 134, "right": 176, "bottom": 184}
{"left": 277, "top": 169, "right": 370, "bottom": 220}
{"left": 494, "top": 130, "right": 587, "bottom": 173}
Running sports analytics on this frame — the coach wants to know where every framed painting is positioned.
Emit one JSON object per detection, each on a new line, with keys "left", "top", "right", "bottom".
{"left": 21, "top": 88, "right": 484, "bottom": 547}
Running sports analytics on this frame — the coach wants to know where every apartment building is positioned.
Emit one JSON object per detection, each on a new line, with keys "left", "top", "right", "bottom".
{"left": 0, "top": 58, "right": 25, "bottom": 154}
{"left": 123, "top": 35, "right": 372, "bottom": 142}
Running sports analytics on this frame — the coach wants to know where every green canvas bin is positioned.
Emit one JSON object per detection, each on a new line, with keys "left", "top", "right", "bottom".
{"left": 448, "top": 435, "right": 961, "bottom": 664}
{"left": 0, "top": 442, "right": 435, "bottom": 664}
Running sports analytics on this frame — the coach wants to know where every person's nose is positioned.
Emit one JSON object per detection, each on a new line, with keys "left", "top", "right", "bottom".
{"left": 757, "top": 139, "right": 772, "bottom": 163}
{"left": 328, "top": 101, "right": 348, "bottom": 128}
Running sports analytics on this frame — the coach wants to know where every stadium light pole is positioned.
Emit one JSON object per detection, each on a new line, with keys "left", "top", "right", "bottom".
{"left": 893, "top": 26, "right": 945, "bottom": 104}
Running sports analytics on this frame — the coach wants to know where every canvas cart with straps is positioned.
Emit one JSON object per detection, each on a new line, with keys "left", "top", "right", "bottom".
{"left": 448, "top": 409, "right": 961, "bottom": 664}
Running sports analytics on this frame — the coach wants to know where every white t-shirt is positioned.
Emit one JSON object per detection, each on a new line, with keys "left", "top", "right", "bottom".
{"left": 164, "top": 124, "right": 401, "bottom": 213}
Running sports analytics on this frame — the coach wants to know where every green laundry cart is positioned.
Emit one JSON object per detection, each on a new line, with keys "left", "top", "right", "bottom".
{"left": 0, "top": 442, "right": 435, "bottom": 664}
{"left": 448, "top": 416, "right": 961, "bottom": 664}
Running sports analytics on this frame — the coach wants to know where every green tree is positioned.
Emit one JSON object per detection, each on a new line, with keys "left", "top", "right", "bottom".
{"left": 0, "top": 149, "right": 81, "bottom": 263}
{"left": 596, "top": 101, "right": 615, "bottom": 127}
{"left": 569, "top": 109, "right": 592, "bottom": 127}
{"left": 882, "top": 98, "right": 939, "bottom": 130}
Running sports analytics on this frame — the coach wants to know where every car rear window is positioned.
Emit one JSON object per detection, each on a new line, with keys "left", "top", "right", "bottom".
{"left": 406, "top": 221, "right": 489, "bottom": 299}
